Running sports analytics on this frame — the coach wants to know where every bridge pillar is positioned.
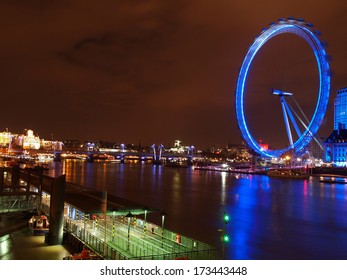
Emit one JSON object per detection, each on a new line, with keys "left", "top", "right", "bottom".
{"left": 187, "top": 157, "right": 193, "bottom": 166}
{"left": 25, "top": 168, "right": 31, "bottom": 201}
{"left": 54, "top": 152, "right": 62, "bottom": 162}
{"left": 11, "top": 165, "right": 20, "bottom": 187}
{"left": 48, "top": 174, "right": 66, "bottom": 245}
{"left": 34, "top": 166, "right": 44, "bottom": 214}
{"left": 153, "top": 156, "right": 162, "bottom": 165}
{"left": 87, "top": 153, "right": 94, "bottom": 163}
{"left": 140, "top": 155, "right": 146, "bottom": 162}
{"left": 0, "top": 167, "right": 4, "bottom": 192}
{"left": 120, "top": 156, "right": 125, "bottom": 164}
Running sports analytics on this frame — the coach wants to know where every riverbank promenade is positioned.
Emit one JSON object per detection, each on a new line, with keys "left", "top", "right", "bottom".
{"left": 0, "top": 164, "right": 220, "bottom": 260}
{"left": 0, "top": 227, "right": 72, "bottom": 260}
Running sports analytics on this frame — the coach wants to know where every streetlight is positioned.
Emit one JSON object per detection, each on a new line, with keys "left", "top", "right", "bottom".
{"left": 143, "top": 207, "right": 148, "bottom": 237}
{"left": 101, "top": 191, "right": 108, "bottom": 255}
{"left": 83, "top": 213, "right": 89, "bottom": 240}
{"left": 125, "top": 212, "right": 134, "bottom": 252}
{"left": 111, "top": 208, "right": 118, "bottom": 243}
{"left": 161, "top": 210, "right": 167, "bottom": 248}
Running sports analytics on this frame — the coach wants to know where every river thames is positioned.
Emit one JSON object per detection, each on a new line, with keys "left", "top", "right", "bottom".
{"left": 47, "top": 159, "right": 347, "bottom": 260}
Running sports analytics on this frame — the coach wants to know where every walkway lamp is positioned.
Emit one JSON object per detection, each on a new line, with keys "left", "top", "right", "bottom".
{"left": 161, "top": 210, "right": 167, "bottom": 247}
{"left": 111, "top": 208, "right": 118, "bottom": 242}
{"left": 143, "top": 207, "right": 148, "bottom": 237}
{"left": 125, "top": 212, "right": 134, "bottom": 251}
{"left": 83, "top": 213, "right": 89, "bottom": 240}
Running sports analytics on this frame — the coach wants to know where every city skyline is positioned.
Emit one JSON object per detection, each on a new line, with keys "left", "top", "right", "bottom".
{"left": 0, "top": 126, "right": 232, "bottom": 150}
{"left": 1, "top": 1, "right": 346, "bottom": 148}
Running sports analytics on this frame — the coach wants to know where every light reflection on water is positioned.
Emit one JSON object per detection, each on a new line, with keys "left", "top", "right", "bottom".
{"left": 47, "top": 160, "right": 347, "bottom": 259}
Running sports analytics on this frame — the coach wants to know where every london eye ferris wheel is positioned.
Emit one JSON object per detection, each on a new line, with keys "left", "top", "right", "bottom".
{"left": 235, "top": 17, "right": 331, "bottom": 158}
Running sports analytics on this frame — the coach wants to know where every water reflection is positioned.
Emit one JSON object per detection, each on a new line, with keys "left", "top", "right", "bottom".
{"left": 220, "top": 172, "right": 227, "bottom": 205}
{"left": 46, "top": 161, "right": 347, "bottom": 259}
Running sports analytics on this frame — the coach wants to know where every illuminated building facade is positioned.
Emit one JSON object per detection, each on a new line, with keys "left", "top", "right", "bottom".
{"left": 226, "top": 142, "right": 251, "bottom": 160}
{"left": 41, "top": 140, "right": 63, "bottom": 151}
{"left": 258, "top": 139, "right": 269, "bottom": 151}
{"left": 324, "top": 130, "right": 347, "bottom": 165}
{"left": 0, "top": 128, "right": 65, "bottom": 152}
{"left": 169, "top": 140, "right": 185, "bottom": 153}
{"left": 334, "top": 88, "right": 347, "bottom": 130}
{"left": 325, "top": 88, "right": 347, "bottom": 166}
{"left": 22, "top": 129, "right": 40, "bottom": 150}
{"left": 0, "top": 131, "right": 12, "bottom": 147}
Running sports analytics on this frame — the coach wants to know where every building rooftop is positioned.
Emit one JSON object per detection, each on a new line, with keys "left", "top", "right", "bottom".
{"left": 325, "top": 129, "right": 347, "bottom": 143}
{"left": 62, "top": 188, "right": 158, "bottom": 216}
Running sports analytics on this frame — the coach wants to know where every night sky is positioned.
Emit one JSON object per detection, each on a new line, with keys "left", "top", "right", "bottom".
{"left": 1, "top": 0, "right": 346, "bottom": 149}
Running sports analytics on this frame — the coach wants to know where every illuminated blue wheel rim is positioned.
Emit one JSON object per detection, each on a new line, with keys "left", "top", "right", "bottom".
{"left": 235, "top": 18, "right": 331, "bottom": 158}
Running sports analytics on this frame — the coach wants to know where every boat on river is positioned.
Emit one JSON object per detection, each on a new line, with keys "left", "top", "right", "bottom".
{"left": 319, "top": 177, "right": 347, "bottom": 184}
{"left": 28, "top": 214, "right": 49, "bottom": 235}
{"left": 267, "top": 169, "right": 310, "bottom": 179}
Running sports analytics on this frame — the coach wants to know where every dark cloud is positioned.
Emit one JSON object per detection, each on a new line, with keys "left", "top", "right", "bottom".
{"left": 0, "top": 0, "right": 346, "bottom": 148}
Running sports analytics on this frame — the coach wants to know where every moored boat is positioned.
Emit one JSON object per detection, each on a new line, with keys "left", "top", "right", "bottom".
{"left": 319, "top": 177, "right": 347, "bottom": 184}
{"left": 267, "top": 169, "right": 310, "bottom": 179}
{"left": 28, "top": 214, "right": 49, "bottom": 235}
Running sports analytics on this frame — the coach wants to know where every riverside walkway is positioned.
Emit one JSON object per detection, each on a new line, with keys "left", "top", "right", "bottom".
{"left": 0, "top": 163, "right": 220, "bottom": 260}
{"left": 64, "top": 214, "right": 219, "bottom": 260}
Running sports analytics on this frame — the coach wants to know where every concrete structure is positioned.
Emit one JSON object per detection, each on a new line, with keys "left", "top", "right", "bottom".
{"left": 48, "top": 175, "right": 66, "bottom": 245}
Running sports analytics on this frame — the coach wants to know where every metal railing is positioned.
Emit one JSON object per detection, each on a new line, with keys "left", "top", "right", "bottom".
{"left": 64, "top": 216, "right": 220, "bottom": 260}
{"left": 1, "top": 169, "right": 220, "bottom": 260}
{"left": 0, "top": 195, "right": 38, "bottom": 213}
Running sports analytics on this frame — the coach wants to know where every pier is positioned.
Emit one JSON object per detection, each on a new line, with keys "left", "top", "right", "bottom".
{"left": 0, "top": 164, "right": 219, "bottom": 260}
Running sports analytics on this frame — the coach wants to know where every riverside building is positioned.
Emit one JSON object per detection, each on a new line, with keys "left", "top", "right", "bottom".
{"left": 324, "top": 87, "right": 347, "bottom": 166}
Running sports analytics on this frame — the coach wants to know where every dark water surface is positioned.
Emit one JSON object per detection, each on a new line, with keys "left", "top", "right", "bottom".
{"left": 48, "top": 160, "right": 347, "bottom": 260}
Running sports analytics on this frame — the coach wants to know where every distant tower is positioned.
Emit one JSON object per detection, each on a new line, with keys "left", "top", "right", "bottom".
{"left": 334, "top": 87, "right": 347, "bottom": 130}
{"left": 174, "top": 140, "right": 181, "bottom": 148}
